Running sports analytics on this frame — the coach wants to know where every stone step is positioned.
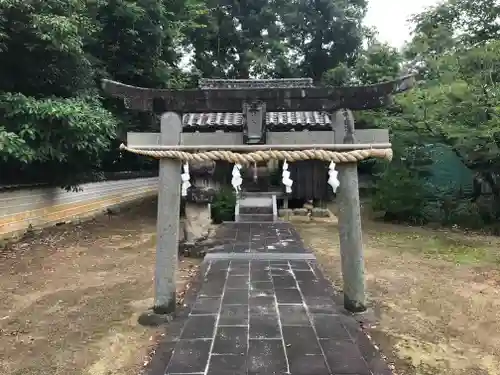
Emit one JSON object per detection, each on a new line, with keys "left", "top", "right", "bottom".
{"left": 237, "top": 214, "right": 274, "bottom": 222}
{"left": 238, "top": 196, "right": 273, "bottom": 208}
{"left": 239, "top": 206, "right": 273, "bottom": 215}
{"left": 241, "top": 190, "right": 283, "bottom": 198}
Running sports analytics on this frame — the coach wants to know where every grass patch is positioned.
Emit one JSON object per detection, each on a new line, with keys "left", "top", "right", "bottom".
{"left": 366, "top": 227, "right": 500, "bottom": 265}
{"left": 296, "top": 219, "right": 500, "bottom": 375}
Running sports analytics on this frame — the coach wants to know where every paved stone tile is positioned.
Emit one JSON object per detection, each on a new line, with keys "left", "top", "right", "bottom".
{"left": 338, "top": 314, "right": 394, "bottom": 375}
{"left": 249, "top": 295, "right": 277, "bottom": 315}
{"left": 204, "top": 270, "right": 227, "bottom": 282}
{"left": 247, "top": 339, "right": 288, "bottom": 374}
{"left": 250, "top": 280, "right": 273, "bottom": 292}
{"left": 226, "top": 275, "right": 249, "bottom": 289}
{"left": 249, "top": 314, "right": 281, "bottom": 339}
{"left": 211, "top": 222, "right": 310, "bottom": 254}
{"left": 304, "top": 296, "right": 339, "bottom": 314}
{"left": 272, "top": 275, "right": 297, "bottom": 288}
{"left": 312, "top": 314, "right": 352, "bottom": 340}
{"left": 222, "top": 289, "right": 249, "bottom": 305}
{"left": 199, "top": 282, "right": 225, "bottom": 297}
{"left": 219, "top": 305, "right": 248, "bottom": 326}
{"left": 180, "top": 315, "right": 216, "bottom": 339}
{"left": 282, "top": 326, "right": 322, "bottom": 357}
{"left": 250, "top": 269, "right": 271, "bottom": 281}
{"left": 207, "top": 354, "right": 247, "bottom": 374}
{"left": 209, "top": 260, "right": 230, "bottom": 270}
{"left": 288, "top": 355, "right": 331, "bottom": 375}
{"left": 230, "top": 260, "right": 251, "bottom": 267}
{"left": 278, "top": 304, "right": 310, "bottom": 326}
{"left": 275, "top": 288, "right": 303, "bottom": 304}
{"left": 165, "top": 339, "right": 211, "bottom": 374}
{"left": 232, "top": 244, "right": 250, "bottom": 252}
{"left": 228, "top": 266, "right": 249, "bottom": 276}
{"left": 270, "top": 267, "right": 291, "bottom": 276}
{"left": 190, "top": 297, "right": 221, "bottom": 315}
{"left": 250, "top": 260, "right": 269, "bottom": 269}
{"left": 213, "top": 326, "right": 248, "bottom": 354}
{"left": 205, "top": 268, "right": 229, "bottom": 278}
{"left": 293, "top": 269, "right": 317, "bottom": 282}
{"left": 250, "top": 289, "right": 274, "bottom": 298}
{"left": 289, "top": 260, "right": 312, "bottom": 270}
{"left": 320, "top": 338, "right": 371, "bottom": 375}
{"left": 299, "top": 280, "right": 331, "bottom": 297}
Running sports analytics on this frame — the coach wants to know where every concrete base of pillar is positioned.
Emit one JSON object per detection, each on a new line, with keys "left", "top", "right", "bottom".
{"left": 183, "top": 202, "right": 212, "bottom": 244}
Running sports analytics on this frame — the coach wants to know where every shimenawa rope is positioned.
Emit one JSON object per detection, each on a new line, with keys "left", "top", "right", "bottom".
{"left": 119, "top": 144, "right": 393, "bottom": 164}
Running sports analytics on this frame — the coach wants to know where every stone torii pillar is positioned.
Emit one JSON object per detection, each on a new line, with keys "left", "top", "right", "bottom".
{"left": 154, "top": 112, "right": 182, "bottom": 314}
{"left": 335, "top": 109, "right": 366, "bottom": 312}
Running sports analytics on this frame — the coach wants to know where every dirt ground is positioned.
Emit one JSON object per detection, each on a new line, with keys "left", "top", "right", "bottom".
{"left": 0, "top": 197, "right": 201, "bottom": 375}
{"left": 296, "top": 218, "right": 500, "bottom": 375}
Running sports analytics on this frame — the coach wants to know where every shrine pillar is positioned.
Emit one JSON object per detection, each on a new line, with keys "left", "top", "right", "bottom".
{"left": 154, "top": 112, "right": 182, "bottom": 314}
{"left": 334, "top": 109, "right": 366, "bottom": 312}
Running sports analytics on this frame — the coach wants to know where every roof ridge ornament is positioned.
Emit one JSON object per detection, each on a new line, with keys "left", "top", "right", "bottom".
{"left": 199, "top": 78, "right": 314, "bottom": 89}
{"left": 242, "top": 101, "right": 266, "bottom": 145}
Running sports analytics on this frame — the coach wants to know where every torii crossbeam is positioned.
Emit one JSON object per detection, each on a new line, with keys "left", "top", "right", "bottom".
{"left": 101, "top": 75, "right": 415, "bottom": 113}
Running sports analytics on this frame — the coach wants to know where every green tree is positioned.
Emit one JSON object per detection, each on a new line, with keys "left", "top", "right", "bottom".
{"left": 186, "top": 0, "right": 366, "bottom": 80}
{"left": 365, "top": 0, "right": 500, "bottom": 227}
{"left": 0, "top": 0, "right": 117, "bottom": 187}
{"left": 279, "top": 0, "right": 367, "bottom": 80}
{"left": 0, "top": 0, "right": 206, "bottom": 187}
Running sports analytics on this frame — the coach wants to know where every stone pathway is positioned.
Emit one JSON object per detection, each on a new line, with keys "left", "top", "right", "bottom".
{"left": 151, "top": 222, "right": 392, "bottom": 375}
{"left": 208, "top": 222, "right": 309, "bottom": 254}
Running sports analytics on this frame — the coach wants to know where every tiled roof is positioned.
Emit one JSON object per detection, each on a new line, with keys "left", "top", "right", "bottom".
{"left": 183, "top": 77, "right": 331, "bottom": 131}
{"left": 267, "top": 112, "right": 331, "bottom": 128}
{"left": 182, "top": 111, "right": 332, "bottom": 131}
{"left": 183, "top": 113, "right": 243, "bottom": 129}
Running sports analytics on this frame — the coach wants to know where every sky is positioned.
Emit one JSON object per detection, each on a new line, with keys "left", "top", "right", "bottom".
{"left": 364, "top": 0, "right": 441, "bottom": 49}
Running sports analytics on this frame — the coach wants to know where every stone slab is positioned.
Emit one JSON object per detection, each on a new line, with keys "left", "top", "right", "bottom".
{"left": 204, "top": 253, "right": 316, "bottom": 262}
{"left": 161, "top": 259, "right": 391, "bottom": 374}
{"left": 150, "top": 222, "right": 393, "bottom": 375}
{"left": 237, "top": 213, "right": 275, "bottom": 222}
{"left": 206, "top": 222, "right": 310, "bottom": 254}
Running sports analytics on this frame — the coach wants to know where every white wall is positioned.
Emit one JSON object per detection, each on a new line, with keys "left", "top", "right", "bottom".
{"left": 0, "top": 177, "right": 158, "bottom": 239}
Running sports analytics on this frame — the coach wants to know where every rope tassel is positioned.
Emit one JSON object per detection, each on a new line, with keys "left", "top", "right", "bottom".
{"left": 231, "top": 164, "right": 242, "bottom": 193}
{"left": 282, "top": 160, "right": 293, "bottom": 193}
{"left": 328, "top": 161, "right": 340, "bottom": 193}
{"left": 180, "top": 162, "right": 191, "bottom": 197}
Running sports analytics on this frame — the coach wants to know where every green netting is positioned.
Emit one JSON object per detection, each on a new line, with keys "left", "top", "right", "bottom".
{"left": 425, "top": 144, "right": 474, "bottom": 196}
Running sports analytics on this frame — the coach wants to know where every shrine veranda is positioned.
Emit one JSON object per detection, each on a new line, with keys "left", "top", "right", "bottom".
{"left": 101, "top": 76, "right": 415, "bottom": 375}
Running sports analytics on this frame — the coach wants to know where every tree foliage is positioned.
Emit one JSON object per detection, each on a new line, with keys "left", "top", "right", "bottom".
{"left": 1, "top": 0, "right": 499, "bottom": 232}
{"left": 360, "top": 0, "right": 500, "bottom": 229}
{"left": 0, "top": 0, "right": 204, "bottom": 187}
{"left": 0, "top": 0, "right": 368, "bottom": 188}
{"left": 186, "top": 0, "right": 366, "bottom": 80}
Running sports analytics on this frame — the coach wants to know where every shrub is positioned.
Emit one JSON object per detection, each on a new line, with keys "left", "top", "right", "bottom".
{"left": 211, "top": 187, "right": 237, "bottom": 224}
{"left": 371, "top": 160, "right": 429, "bottom": 224}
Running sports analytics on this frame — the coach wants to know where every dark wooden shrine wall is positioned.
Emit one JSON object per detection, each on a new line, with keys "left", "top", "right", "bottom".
{"left": 289, "top": 160, "right": 331, "bottom": 201}
{"left": 205, "top": 160, "right": 332, "bottom": 201}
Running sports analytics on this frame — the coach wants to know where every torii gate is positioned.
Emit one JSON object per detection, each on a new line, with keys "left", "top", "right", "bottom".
{"left": 101, "top": 76, "right": 415, "bottom": 315}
